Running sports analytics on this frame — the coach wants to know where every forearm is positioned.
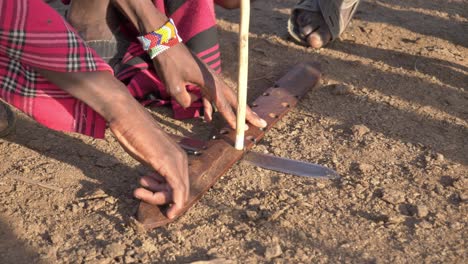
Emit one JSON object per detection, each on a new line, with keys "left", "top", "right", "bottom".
{"left": 111, "top": 0, "right": 168, "bottom": 33}
{"left": 36, "top": 69, "right": 139, "bottom": 124}
{"left": 36, "top": 68, "right": 175, "bottom": 165}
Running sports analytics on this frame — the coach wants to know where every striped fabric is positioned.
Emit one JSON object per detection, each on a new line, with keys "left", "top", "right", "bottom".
{"left": 114, "top": 0, "right": 222, "bottom": 120}
{"left": 0, "top": 0, "right": 222, "bottom": 138}
{"left": 0, "top": 0, "right": 113, "bottom": 137}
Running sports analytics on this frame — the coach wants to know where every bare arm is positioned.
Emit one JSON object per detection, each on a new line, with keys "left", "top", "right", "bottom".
{"left": 37, "top": 69, "right": 189, "bottom": 219}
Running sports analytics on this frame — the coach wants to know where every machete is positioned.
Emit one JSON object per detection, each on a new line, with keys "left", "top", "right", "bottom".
{"left": 170, "top": 134, "right": 339, "bottom": 179}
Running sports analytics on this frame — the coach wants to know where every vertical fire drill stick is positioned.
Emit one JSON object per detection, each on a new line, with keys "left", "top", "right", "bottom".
{"left": 235, "top": 0, "right": 250, "bottom": 150}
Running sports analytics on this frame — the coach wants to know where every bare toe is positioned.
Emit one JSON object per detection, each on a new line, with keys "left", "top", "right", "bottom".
{"left": 307, "top": 25, "right": 332, "bottom": 48}
{"left": 295, "top": 10, "right": 332, "bottom": 48}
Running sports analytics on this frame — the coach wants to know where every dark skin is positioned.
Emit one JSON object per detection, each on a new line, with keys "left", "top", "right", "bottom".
{"left": 50, "top": 0, "right": 267, "bottom": 217}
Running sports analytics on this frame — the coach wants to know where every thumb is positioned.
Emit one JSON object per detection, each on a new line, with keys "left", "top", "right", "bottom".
{"left": 166, "top": 82, "right": 192, "bottom": 108}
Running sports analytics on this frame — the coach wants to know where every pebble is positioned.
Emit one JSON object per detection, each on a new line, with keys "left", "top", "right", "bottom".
{"left": 416, "top": 204, "right": 429, "bottom": 218}
{"left": 357, "top": 163, "right": 374, "bottom": 174}
{"left": 316, "top": 182, "right": 326, "bottom": 189}
{"left": 248, "top": 198, "right": 261, "bottom": 206}
{"left": 459, "top": 192, "right": 467, "bottom": 201}
{"left": 381, "top": 189, "right": 406, "bottom": 204}
{"left": 264, "top": 242, "right": 282, "bottom": 260}
{"left": 330, "top": 84, "right": 353, "bottom": 95}
{"left": 141, "top": 240, "right": 158, "bottom": 253}
{"left": 435, "top": 153, "right": 444, "bottom": 162}
{"left": 351, "top": 124, "right": 370, "bottom": 138}
{"left": 92, "top": 200, "right": 106, "bottom": 211}
{"left": 450, "top": 222, "right": 464, "bottom": 231}
{"left": 103, "top": 242, "right": 126, "bottom": 258}
{"left": 417, "top": 221, "right": 433, "bottom": 229}
{"left": 246, "top": 210, "right": 258, "bottom": 220}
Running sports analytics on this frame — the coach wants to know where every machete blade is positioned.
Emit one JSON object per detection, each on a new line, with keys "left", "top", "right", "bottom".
{"left": 243, "top": 152, "right": 339, "bottom": 179}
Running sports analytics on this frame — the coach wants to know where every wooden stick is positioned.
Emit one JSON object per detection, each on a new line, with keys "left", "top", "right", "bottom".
{"left": 235, "top": 0, "right": 250, "bottom": 150}
{"left": 7, "top": 175, "right": 63, "bottom": 192}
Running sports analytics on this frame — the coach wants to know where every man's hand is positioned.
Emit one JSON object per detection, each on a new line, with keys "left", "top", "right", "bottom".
{"left": 37, "top": 69, "right": 190, "bottom": 219}
{"left": 108, "top": 113, "right": 189, "bottom": 219}
{"left": 153, "top": 44, "right": 267, "bottom": 129}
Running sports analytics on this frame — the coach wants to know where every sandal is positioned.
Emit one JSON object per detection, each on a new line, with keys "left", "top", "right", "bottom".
{"left": 288, "top": 0, "right": 360, "bottom": 47}
{"left": 0, "top": 100, "right": 16, "bottom": 138}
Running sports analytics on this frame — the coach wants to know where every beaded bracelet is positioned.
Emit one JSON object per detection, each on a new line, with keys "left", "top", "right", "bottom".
{"left": 137, "top": 18, "right": 182, "bottom": 59}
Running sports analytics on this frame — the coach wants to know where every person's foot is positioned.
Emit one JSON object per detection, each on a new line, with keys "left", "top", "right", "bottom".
{"left": 67, "top": 0, "right": 119, "bottom": 41}
{"left": 293, "top": 3, "right": 356, "bottom": 48}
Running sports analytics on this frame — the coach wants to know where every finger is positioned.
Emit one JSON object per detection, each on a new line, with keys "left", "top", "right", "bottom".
{"left": 166, "top": 188, "right": 187, "bottom": 219}
{"left": 167, "top": 83, "right": 192, "bottom": 108}
{"left": 245, "top": 107, "right": 267, "bottom": 128}
{"left": 220, "top": 83, "right": 267, "bottom": 129}
{"left": 140, "top": 176, "right": 170, "bottom": 192}
{"left": 165, "top": 167, "right": 189, "bottom": 220}
{"left": 203, "top": 98, "right": 213, "bottom": 122}
{"left": 215, "top": 97, "right": 237, "bottom": 129}
{"left": 133, "top": 188, "right": 172, "bottom": 205}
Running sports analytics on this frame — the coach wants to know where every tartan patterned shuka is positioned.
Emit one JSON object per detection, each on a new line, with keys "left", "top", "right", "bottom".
{"left": 0, "top": 0, "right": 113, "bottom": 137}
{"left": 1, "top": 0, "right": 222, "bottom": 138}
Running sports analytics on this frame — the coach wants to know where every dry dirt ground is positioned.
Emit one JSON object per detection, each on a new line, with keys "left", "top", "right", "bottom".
{"left": 1, "top": 0, "right": 467, "bottom": 263}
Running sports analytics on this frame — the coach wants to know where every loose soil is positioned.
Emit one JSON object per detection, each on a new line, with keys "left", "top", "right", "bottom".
{"left": 1, "top": 0, "right": 467, "bottom": 263}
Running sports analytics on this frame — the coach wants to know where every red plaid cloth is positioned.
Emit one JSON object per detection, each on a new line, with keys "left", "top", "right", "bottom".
{"left": 110, "top": 0, "right": 221, "bottom": 120}
{"left": 0, "top": 0, "right": 221, "bottom": 138}
{"left": 0, "top": 0, "right": 113, "bottom": 137}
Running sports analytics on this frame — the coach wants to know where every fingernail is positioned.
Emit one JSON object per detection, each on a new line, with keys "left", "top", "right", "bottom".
{"left": 244, "top": 124, "right": 249, "bottom": 131}
{"left": 260, "top": 119, "right": 267, "bottom": 127}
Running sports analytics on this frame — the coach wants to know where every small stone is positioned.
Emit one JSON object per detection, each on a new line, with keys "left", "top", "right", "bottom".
{"left": 246, "top": 210, "right": 258, "bottom": 220}
{"left": 435, "top": 153, "right": 444, "bottom": 162}
{"left": 417, "top": 221, "right": 433, "bottom": 229}
{"left": 357, "top": 163, "right": 374, "bottom": 174}
{"left": 141, "top": 240, "right": 157, "bottom": 252}
{"left": 453, "top": 178, "right": 467, "bottom": 190}
{"left": 381, "top": 189, "right": 406, "bottom": 205}
{"left": 264, "top": 242, "right": 282, "bottom": 260}
{"left": 278, "top": 192, "right": 288, "bottom": 201}
{"left": 351, "top": 124, "right": 370, "bottom": 138}
{"left": 450, "top": 222, "right": 464, "bottom": 231}
{"left": 95, "top": 156, "right": 120, "bottom": 168}
{"left": 459, "top": 191, "right": 468, "bottom": 201}
{"left": 21, "top": 166, "right": 31, "bottom": 174}
{"left": 92, "top": 200, "right": 106, "bottom": 211}
{"left": 103, "top": 242, "right": 126, "bottom": 258}
{"left": 330, "top": 84, "right": 353, "bottom": 95}
{"left": 71, "top": 204, "right": 79, "bottom": 213}
{"left": 416, "top": 204, "right": 429, "bottom": 218}
{"left": 104, "top": 196, "right": 117, "bottom": 205}
{"left": 50, "top": 232, "right": 63, "bottom": 244}
{"left": 248, "top": 198, "right": 261, "bottom": 206}
{"left": 316, "top": 182, "right": 326, "bottom": 189}
{"left": 386, "top": 215, "right": 405, "bottom": 225}
{"left": 124, "top": 255, "right": 136, "bottom": 263}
